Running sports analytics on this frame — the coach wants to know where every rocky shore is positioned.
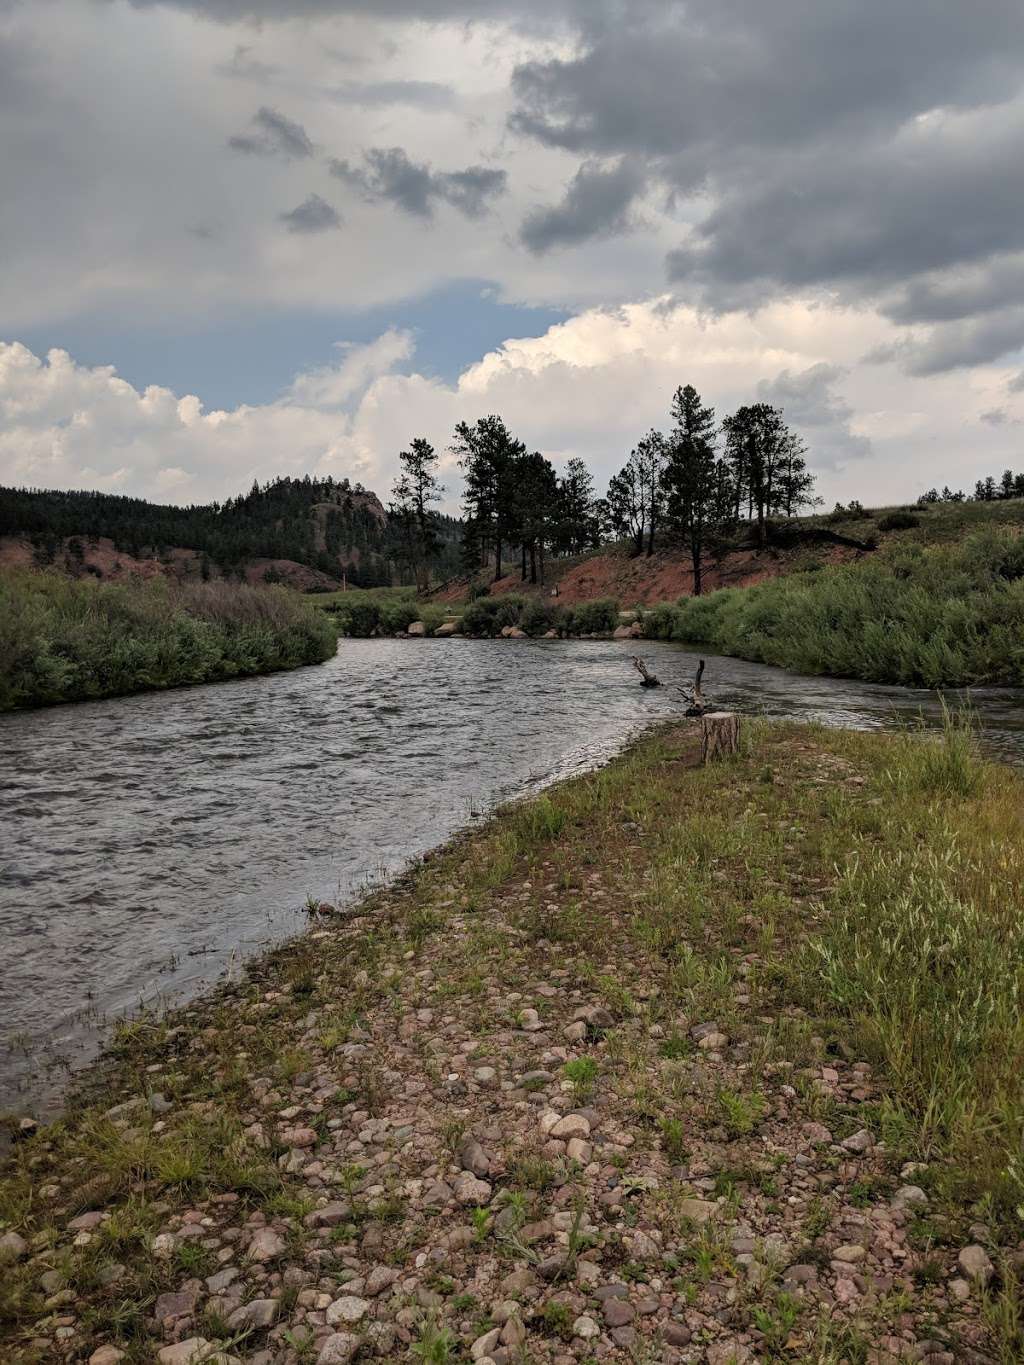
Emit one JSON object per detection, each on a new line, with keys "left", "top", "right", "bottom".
{"left": 2, "top": 721, "right": 1021, "bottom": 1363}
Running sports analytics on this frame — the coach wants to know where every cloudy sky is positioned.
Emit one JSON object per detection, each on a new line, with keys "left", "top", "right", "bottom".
{"left": 2, "top": 0, "right": 1024, "bottom": 510}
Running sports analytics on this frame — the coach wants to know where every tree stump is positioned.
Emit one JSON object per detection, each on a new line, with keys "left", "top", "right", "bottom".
{"left": 701, "top": 711, "right": 740, "bottom": 763}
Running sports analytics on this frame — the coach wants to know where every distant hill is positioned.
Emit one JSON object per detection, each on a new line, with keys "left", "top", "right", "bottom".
{"left": 0, "top": 476, "right": 462, "bottom": 590}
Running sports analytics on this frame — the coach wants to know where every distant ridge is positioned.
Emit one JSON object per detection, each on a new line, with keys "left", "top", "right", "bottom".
{"left": 0, "top": 476, "right": 461, "bottom": 590}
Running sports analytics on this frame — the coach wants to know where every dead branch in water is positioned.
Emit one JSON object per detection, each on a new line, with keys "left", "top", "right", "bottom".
{"left": 632, "top": 656, "right": 661, "bottom": 687}
{"left": 678, "top": 659, "right": 709, "bottom": 716}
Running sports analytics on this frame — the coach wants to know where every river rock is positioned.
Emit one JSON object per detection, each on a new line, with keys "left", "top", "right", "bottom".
{"left": 154, "top": 1288, "right": 199, "bottom": 1321}
{"left": 457, "top": 1135, "right": 491, "bottom": 1177}
{"left": 550, "top": 1113, "right": 591, "bottom": 1140}
{"left": 453, "top": 1171, "right": 492, "bottom": 1206}
{"left": 326, "top": 1295, "right": 370, "bottom": 1326}
{"left": 957, "top": 1245, "right": 994, "bottom": 1284}
{"left": 407, "top": 621, "right": 426, "bottom": 637}
{"left": 157, "top": 1341, "right": 213, "bottom": 1365}
{"left": 247, "top": 1227, "right": 286, "bottom": 1262}
{"left": 841, "top": 1129, "right": 874, "bottom": 1153}
{"left": 0, "top": 1231, "right": 28, "bottom": 1263}
{"left": 434, "top": 621, "right": 460, "bottom": 636}
{"left": 227, "top": 1298, "right": 278, "bottom": 1330}
{"left": 317, "top": 1334, "right": 361, "bottom": 1364}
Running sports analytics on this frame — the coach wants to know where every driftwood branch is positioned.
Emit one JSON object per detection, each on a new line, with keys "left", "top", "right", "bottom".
{"left": 678, "top": 658, "right": 710, "bottom": 716}
{"left": 632, "top": 656, "right": 661, "bottom": 687}
{"left": 701, "top": 711, "right": 741, "bottom": 763}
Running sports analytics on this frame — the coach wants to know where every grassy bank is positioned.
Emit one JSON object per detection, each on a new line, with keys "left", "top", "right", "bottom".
{"left": 0, "top": 570, "right": 337, "bottom": 711}
{"left": 642, "top": 529, "right": 1024, "bottom": 686}
{"left": 2, "top": 718, "right": 1023, "bottom": 1361}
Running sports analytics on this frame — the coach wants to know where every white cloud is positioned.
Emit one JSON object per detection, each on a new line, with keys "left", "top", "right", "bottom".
{"left": 5, "top": 296, "right": 1023, "bottom": 511}
{"left": 286, "top": 328, "right": 414, "bottom": 407}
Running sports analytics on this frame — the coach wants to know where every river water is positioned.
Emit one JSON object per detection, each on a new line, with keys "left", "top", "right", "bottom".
{"left": 3, "top": 638, "right": 1024, "bottom": 1112}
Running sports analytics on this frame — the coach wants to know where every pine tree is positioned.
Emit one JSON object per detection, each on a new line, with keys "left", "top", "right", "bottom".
{"left": 451, "top": 416, "right": 526, "bottom": 581}
{"left": 661, "top": 385, "right": 727, "bottom": 596}
{"left": 390, "top": 438, "right": 444, "bottom": 590}
{"left": 722, "top": 403, "right": 816, "bottom": 545}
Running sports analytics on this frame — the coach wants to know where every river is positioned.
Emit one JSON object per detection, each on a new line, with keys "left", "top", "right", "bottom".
{"left": 3, "top": 637, "right": 1024, "bottom": 1113}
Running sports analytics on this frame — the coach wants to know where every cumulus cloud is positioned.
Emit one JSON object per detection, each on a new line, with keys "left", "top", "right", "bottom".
{"left": 0, "top": 335, "right": 411, "bottom": 501}
{"left": 520, "top": 158, "right": 644, "bottom": 254}
{"left": 286, "top": 329, "right": 414, "bottom": 406}
{"left": 7, "top": 296, "right": 1018, "bottom": 513}
{"left": 330, "top": 147, "right": 507, "bottom": 219}
{"left": 279, "top": 193, "right": 342, "bottom": 233}
{"left": 228, "top": 106, "right": 313, "bottom": 159}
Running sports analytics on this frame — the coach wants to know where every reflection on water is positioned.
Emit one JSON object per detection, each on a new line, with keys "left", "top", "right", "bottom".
{"left": 2, "top": 637, "right": 1023, "bottom": 1110}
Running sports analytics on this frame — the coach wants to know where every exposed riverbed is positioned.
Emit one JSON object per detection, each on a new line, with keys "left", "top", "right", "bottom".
{"left": 3, "top": 637, "right": 1023, "bottom": 1112}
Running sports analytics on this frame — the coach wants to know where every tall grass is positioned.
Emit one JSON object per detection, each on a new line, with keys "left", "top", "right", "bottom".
{"left": 0, "top": 569, "right": 337, "bottom": 710}
{"left": 811, "top": 718, "right": 1024, "bottom": 1204}
{"left": 642, "top": 528, "right": 1024, "bottom": 686}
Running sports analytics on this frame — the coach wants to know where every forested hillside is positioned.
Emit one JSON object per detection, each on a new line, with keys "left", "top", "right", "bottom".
{"left": 0, "top": 477, "right": 461, "bottom": 588}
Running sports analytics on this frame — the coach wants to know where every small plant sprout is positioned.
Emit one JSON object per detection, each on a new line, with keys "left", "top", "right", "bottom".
{"left": 563, "top": 1055, "right": 598, "bottom": 1101}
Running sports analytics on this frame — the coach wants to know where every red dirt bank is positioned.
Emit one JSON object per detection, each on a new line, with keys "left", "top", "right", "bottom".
{"left": 435, "top": 542, "right": 863, "bottom": 608}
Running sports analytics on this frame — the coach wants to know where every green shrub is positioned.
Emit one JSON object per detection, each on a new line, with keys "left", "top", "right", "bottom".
{"left": 878, "top": 510, "right": 921, "bottom": 531}
{"left": 338, "top": 601, "right": 381, "bottom": 637}
{"left": 638, "top": 530, "right": 1024, "bottom": 687}
{"left": 461, "top": 597, "right": 502, "bottom": 636}
{"left": 567, "top": 598, "right": 619, "bottom": 634}
{"left": 378, "top": 599, "right": 421, "bottom": 633}
{"left": 461, "top": 594, "right": 527, "bottom": 636}
{"left": 520, "top": 600, "right": 565, "bottom": 636}
{"left": 418, "top": 604, "right": 448, "bottom": 635}
{"left": 0, "top": 571, "right": 337, "bottom": 710}
{"left": 494, "top": 595, "right": 526, "bottom": 629}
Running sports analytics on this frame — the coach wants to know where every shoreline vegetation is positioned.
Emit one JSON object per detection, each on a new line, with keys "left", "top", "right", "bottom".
{"left": 0, "top": 571, "right": 337, "bottom": 712}
{"left": 328, "top": 528, "right": 1024, "bottom": 689}
{"left": 3, "top": 718, "right": 1024, "bottom": 1362}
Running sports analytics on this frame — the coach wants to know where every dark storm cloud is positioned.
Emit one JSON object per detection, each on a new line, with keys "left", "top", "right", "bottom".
{"left": 756, "top": 364, "right": 870, "bottom": 468}
{"left": 511, "top": 3, "right": 1024, "bottom": 156}
{"left": 505, "top": 0, "right": 1024, "bottom": 369}
{"left": 216, "top": 45, "right": 280, "bottom": 83}
{"left": 665, "top": 112, "right": 1024, "bottom": 303}
{"left": 520, "top": 158, "right": 643, "bottom": 254}
{"left": 328, "top": 80, "right": 456, "bottom": 111}
{"left": 280, "top": 193, "right": 341, "bottom": 233}
{"left": 898, "top": 307, "right": 1024, "bottom": 377}
{"left": 228, "top": 106, "right": 314, "bottom": 159}
{"left": 882, "top": 256, "right": 1024, "bottom": 326}
{"left": 73, "top": 0, "right": 1024, "bottom": 374}
{"left": 330, "top": 148, "right": 506, "bottom": 219}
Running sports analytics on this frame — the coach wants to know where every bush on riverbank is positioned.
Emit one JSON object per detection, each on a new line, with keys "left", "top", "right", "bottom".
{"left": 461, "top": 594, "right": 620, "bottom": 637}
{"left": 329, "top": 594, "right": 447, "bottom": 637}
{"left": 641, "top": 529, "right": 1024, "bottom": 686}
{"left": 0, "top": 570, "right": 337, "bottom": 710}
